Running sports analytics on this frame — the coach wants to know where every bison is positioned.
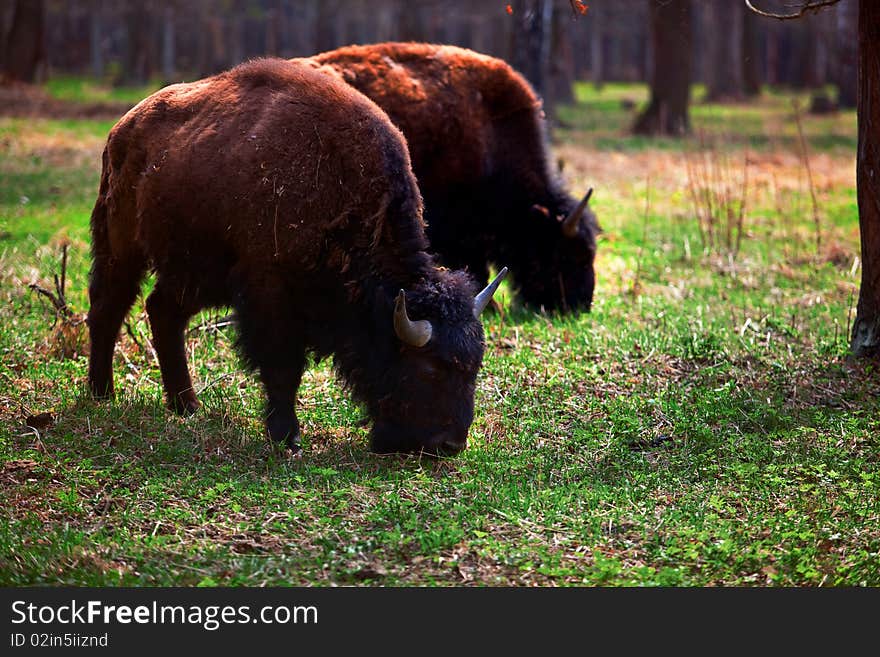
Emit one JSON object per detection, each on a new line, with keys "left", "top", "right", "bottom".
{"left": 308, "top": 42, "right": 599, "bottom": 313}
{"left": 87, "top": 58, "right": 506, "bottom": 456}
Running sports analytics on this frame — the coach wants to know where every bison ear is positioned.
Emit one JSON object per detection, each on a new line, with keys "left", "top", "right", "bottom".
{"left": 530, "top": 204, "right": 550, "bottom": 219}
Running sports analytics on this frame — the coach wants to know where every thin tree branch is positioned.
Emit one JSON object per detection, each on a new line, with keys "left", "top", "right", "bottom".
{"left": 569, "top": 0, "right": 588, "bottom": 19}
{"left": 745, "top": 0, "right": 841, "bottom": 21}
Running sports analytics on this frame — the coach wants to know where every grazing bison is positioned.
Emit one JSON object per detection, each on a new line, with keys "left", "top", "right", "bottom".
{"left": 308, "top": 42, "right": 599, "bottom": 313}
{"left": 87, "top": 58, "right": 506, "bottom": 456}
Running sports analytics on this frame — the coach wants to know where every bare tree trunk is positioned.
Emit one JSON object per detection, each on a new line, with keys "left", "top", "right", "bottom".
{"left": 632, "top": 0, "right": 691, "bottom": 136}
{"left": 549, "top": 1, "right": 575, "bottom": 106}
{"left": 851, "top": 0, "right": 880, "bottom": 356}
{"left": 766, "top": 24, "right": 779, "bottom": 86}
{"left": 590, "top": 2, "right": 603, "bottom": 87}
{"left": 399, "top": 0, "right": 426, "bottom": 41}
{"left": 803, "top": 15, "right": 825, "bottom": 88}
{"left": 742, "top": 3, "right": 762, "bottom": 97}
{"left": 705, "top": 0, "right": 744, "bottom": 101}
{"left": 161, "top": 2, "right": 175, "bottom": 82}
{"left": 511, "top": 0, "right": 554, "bottom": 113}
{"left": 837, "top": 0, "right": 858, "bottom": 108}
{"left": 265, "top": 1, "right": 280, "bottom": 56}
{"left": 123, "top": 1, "right": 154, "bottom": 84}
{"left": 316, "top": 0, "right": 341, "bottom": 52}
{"left": 228, "top": 0, "right": 245, "bottom": 68}
{"left": 90, "top": 0, "right": 103, "bottom": 80}
{"left": 2, "top": 0, "right": 46, "bottom": 83}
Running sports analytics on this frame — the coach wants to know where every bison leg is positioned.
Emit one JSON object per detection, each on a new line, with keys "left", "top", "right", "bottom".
{"left": 232, "top": 280, "right": 306, "bottom": 450}
{"left": 87, "top": 255, "right": 145, "bottom": 399}
{"left": 145, "top": 281, "right": 200, "bottom": 415}
{"left": 259, "top": 359, "right": 306, "bottom": 451}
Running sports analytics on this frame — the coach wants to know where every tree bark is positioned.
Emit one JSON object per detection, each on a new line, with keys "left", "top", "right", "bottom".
{"left": 123, "top": 2, "right": 153, "bottom": 84}
{"left": 632, "top": 0, "right": 692, "bottom": 136}
{"left": 161, "top": 3, "right": 175, "bottom": 83}
{"left": 316, "top": 0, "right": 341, "bottom": 53}
{"left": 742, "top": 3, "right": 762, "bottom": 97}
{"left": 549, "top": 0, "right": 575, "bottom": 106}
{"left": 2, "top": 0, "right": 46, "bottom": 83}
{"left": 90, "top": 0, "right": 103, "bottom": 80}
{"left": 511, "top": 0, "right": 554, "bottom": 107}
{"left": 837, "top": 0, "right": 858, "bottom": 108}
{"left": 851, "top": 0, "right": 880, "bottom": 356}
{"left": 590, "top": 2, "right": 603, "bottom": 87}
{"left": 705, "top": 0, "right": 744, "bottom": 101}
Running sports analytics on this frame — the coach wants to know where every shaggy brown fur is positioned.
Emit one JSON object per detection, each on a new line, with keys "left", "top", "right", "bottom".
{"left": 87, "top": 57, "right": 490, "bottom": 456}
{"left": 307, "top": 42, "right": 599, "bottom": 312}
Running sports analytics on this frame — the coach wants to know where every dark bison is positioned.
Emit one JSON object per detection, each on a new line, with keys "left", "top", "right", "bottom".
{"left": 87, "top": 58, "right": 506, "bottom": 456}
{"left": 308, "top": 42, "right": 598, "bottom": 313}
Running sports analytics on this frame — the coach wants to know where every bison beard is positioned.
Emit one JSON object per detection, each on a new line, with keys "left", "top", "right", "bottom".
{"left": 86, "top": 58, "right": 505, "bottom": 456}
{"left": 308, "top": 42, "right": 599, "bottom": 313}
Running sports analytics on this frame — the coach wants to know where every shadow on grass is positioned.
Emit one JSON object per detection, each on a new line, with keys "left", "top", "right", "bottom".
{"left": 13, "top": 389, "right": 464, "bottom": 488}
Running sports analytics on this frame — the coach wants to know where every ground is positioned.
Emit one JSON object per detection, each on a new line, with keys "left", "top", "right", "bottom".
{"left": 0, "top": 79, "right": 877, "bottom": 586}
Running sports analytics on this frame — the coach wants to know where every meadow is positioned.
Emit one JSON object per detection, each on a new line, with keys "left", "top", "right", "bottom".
{"left": 0, "top": 80, "right": 877, "bottom": 586}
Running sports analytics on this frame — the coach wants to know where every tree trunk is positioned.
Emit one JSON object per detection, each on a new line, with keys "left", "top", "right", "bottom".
{"left": 742, "top": 3, "right": 762, "bottom": 97}
{"left": 161, "top": 3, "right": 175, "bottom": 82}
{"left": 549, "top": 0, "right": 574, "bottom": 106}
{"left": 90, "top": 0, "right": 103, "bottom": 80}
{"left": 511, "top": 0, "right": 554, "bottom": 106}
{"left": 632, "top": 0, "right": 691, "bottom": 136}
{"left": 2, "top": 0, "right": 46, "bottom": 83}
{"left": 705, "top": 0, "right": 744, "bottom": 101}
{"left": 851, "top": 0, "right": 880, "bottom": 356}
{"left": 590, "top": 2, "right": 603, "bottom": 87}
{"left": 316, "top": 0, "right": 341, "bottom": 52}
{"left": 837, "top": 0, "right": 858, "bottom": 109}
{"left": 123, "top": 2, "right": 153, "bottom": 84}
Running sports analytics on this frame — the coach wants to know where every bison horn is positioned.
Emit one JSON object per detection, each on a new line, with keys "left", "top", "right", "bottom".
{"left": 473, "top": 267, "right": 509, "bottom": 318}
{"left": 561, "top": 188, "right": 594, "bottom": 238}
{"left": 394, "top": 290, "right": 433, "bottom": 347}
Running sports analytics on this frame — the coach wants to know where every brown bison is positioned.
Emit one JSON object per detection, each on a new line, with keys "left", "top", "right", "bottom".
{"left": 308, "top": 42, "right": 598, "bottom": 313}
{"left": 87, "top": 58, "right": 506, "bottom": 456}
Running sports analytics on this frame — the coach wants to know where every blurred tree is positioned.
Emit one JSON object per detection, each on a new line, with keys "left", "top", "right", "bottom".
{"left": 633, "top": 0, "right": 692, "bottom": 136}
{"left": 511, "top": 0, "right": 554, "bottom": 111}
{"left": 836, "top": 0, "right": 857, "bottom": 108}
{"left": 589, "top": 1, "right": 603, "bottom": 87}
{"left": 123, "top": 2, "right": 154, "bottom": 84}
{"left": 549, "top": 0, "right": 576, "bottom": 106}
{"left": 706, "top": 0, "right": 745, "bottom": 101}
{"left": 161, "top": 1, "right": 176, "bottom": 82}
{"left": 742, "top": 3, "right": 762, "bottom": 96}
{"left": 89, "top": 0, "right": 103, "bottom": 80}
{"left": 2, "top": 0, "right": 46, "bottom": 83}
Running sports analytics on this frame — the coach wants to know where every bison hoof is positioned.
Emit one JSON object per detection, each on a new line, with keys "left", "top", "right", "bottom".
{"left": 169, "top": 395, "right": 200, "bottom": 416}
{"left": 268, "top": 432, "right": 301, "bottom": 454}
{"left": 89, "top": 383, "right": 114, "bottom": 401}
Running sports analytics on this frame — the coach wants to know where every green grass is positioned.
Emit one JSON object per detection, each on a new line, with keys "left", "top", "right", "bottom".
{"left": 560, "top": 82, "right": 857, "bottom": 154}
{"left": 44, "top": 75, "right": 163, "bottom": 106}
{"left": 0, "top": 82, "right": 877, "bottom": 586}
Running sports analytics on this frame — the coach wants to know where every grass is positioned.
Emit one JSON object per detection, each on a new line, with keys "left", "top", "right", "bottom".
{"left": 0, "top": 80, "right": 877, "bottom": 586}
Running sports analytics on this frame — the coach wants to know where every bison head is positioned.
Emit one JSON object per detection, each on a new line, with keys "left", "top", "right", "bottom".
{"left": 367, "top": 267, "right": 507, "bottom": 456}
{"left": 517, "top": 188, "right": 598, "bottom": 313}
